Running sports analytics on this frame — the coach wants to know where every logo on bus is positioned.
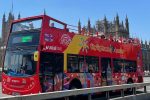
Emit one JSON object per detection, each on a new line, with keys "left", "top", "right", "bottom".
{"left": 43, "top": 45, "right": 62, "bottom": 51}
{"left": 44, "top": 33, "right": 54, "bottom": 42}
{"left": 60, "top": 34, "right": 72, "bottom": 46}
{"left": 79, "top": 37, "right": 89, "bottom": 53}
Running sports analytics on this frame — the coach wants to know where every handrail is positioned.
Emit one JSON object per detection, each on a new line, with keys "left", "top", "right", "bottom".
{"left": 1, "top": 82, "right": 150, "bottom": 100}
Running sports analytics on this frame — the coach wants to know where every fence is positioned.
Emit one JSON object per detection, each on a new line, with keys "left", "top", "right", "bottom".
{"left": 0, "top": 82, "right": 150, "bottom": 100}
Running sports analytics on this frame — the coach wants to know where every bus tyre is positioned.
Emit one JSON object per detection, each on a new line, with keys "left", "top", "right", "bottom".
{"left": 127, "top": 79, "right": 133, "bottom": 94}
{"left": 69, "top": 84, "right": 80, "bottom": 100}
{"left": 69, "top": 80, "right": 83, "bottom": 100}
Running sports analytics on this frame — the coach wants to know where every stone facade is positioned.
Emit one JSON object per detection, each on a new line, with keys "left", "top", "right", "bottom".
{"left": 141, "top": 41, "right": 150, "bottom": 71}
{"left": 0, "top": 38, "right": 2, "bottom": 67}
{"left": 79, "top": 14, "right": 129, "bottom": 38}
{"left": 0, "top": 12, "right": 20, "bottom": 67}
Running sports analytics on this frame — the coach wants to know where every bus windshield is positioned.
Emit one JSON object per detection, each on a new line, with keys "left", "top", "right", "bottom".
{"left": 7, "top": 31, "right": 40, "bottom": 47}
{"left": 12, "top": 19, "right": 42, "bottom": 32}
{"left": 3, "top": 50, "right": 36, "bottom": 77}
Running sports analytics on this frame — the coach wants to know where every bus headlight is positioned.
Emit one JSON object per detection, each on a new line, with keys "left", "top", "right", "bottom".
{"left": 3, "top": 79, "right": 6, "bottom": 85}
{"left": 22, "top": 79, "right": 26, "bottom": 84}
{"left": 28, "top": 81, "right": 35, "bottom": 89}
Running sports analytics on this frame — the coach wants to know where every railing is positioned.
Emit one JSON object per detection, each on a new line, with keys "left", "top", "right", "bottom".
{"left": 0, "top": 67, "right": 2, "bottom": 81}
{"left": 1, "top": 82, "right": 150, "bottom": 100}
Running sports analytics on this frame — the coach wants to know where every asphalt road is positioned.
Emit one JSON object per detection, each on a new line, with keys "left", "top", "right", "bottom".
{"left": 0, "top": 77, "right": 150, "bottom": 99}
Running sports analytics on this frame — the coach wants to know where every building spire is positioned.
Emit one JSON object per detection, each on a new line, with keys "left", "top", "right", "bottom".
{"left": 125, "top": 15, "right": 129, "bottom": 34}
{"left": 2, "top": 13, "right": 6, "bottom": 22}
{"left": 116, "top": 13, "right": 119, "bottom": 25}
{"left": 115, "top": 13, "right": 119, "bottom": 33}
{"left": 11, "top": 0, "right": 14, "bottom": 13}
{"left": 2, "top": 13, "right": 6, "bottom": 44}
{"left": 104, "top": 15, "right": 107, "bottom": 33}
{"left": 18, "top": 12, "right": 21, "bottom": 19}
{"left": 78, "top": 19, "right": 81, "bottom": 34}
{"left": 121, "top": 21, "right": 124, "bottom": 29}
{"left": 87, "top": 18, "right": 91, "bottom": 33}
{"left": 8, "top": 11, "right": 13, "bottom": 20}
{"left": 122, "top": 21, "right": 124, "bottom": 26}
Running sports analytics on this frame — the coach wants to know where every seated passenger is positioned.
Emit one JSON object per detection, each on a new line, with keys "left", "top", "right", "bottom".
{"left": 88, "top": 65, "right": 94, "bottom": 73}
{"left": 68, "top": 63, "right": 78, "bottom": 72}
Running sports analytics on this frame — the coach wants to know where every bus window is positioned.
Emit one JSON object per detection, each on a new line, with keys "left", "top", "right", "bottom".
{"left": 124, "top": 60, "right": 137, "bottom": 72}
{"left": 101, "top": 58, "right": 112, "bottom": 86}
{"left": 85, "top": 56, "right": 99, "bottom": 73}
{"left": 101, "top": 58, "right": 111, "bottom": 78}
{"left": 67, "top": 54, "right": 99, "bottom": 73}
{"left": 12, "top": 19, "right": 42, "bottom": 32}
{"left": 78, "top": 55, "right": 85, "bottom": 72}
{"left": 113, "top": 59, "right": 123, "bottom": 73}
{"left": 54, "top": 54, "right": 63, "bottom": 73}
{"left": 113, "top": 59, "right": 137, "bottom": 73}
{"left": 3, "top": 51, "right": 36, "bottom": 77}
{"left": 67, "top": 54, "right": 79, "bottom": 73}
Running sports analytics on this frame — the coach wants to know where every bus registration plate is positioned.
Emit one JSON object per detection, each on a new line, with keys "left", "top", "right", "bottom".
{"left": 12, "top": 92, "right": 20, "bottom": 95}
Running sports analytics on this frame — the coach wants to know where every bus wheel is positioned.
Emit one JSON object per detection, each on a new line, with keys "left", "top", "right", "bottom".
{"left": 127, "top": 78, "right": 133, "bottom": 94}
{"left": 69, "top": 79, "right": 82, "bottom": 89}
{"left": 69, "top": 79, "right": 83, "bottom": 100}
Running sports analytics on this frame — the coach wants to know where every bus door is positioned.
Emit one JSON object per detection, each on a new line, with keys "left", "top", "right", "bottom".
{"left": 101, "top": 58, "right": 112, "bottom": 86}
{"left": 40, "top": 53, "right": 63, "bottom": 92}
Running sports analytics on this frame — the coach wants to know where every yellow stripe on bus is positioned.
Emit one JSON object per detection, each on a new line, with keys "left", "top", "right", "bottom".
{"left": 63, "top": 35, "right": 88, "bottom": 71}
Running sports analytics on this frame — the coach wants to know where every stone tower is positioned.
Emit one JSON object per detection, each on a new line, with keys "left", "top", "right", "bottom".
{"left": 125, "top": 15, "right": 129, "bottom": 37}
{"left": 104, "top": 16, "right": 107, "bottom": 34}
{"left": 1, "top": 12, "right": 21, "bottom": 46}
{"left": 87, "top": 18, "right": 91, "bottom": 33}
{"left": 115, "top": 14, "right": 119, "bottom": 34}
{"left": 0, "top": 12, "right": 21, "bottom": 67}
{"left": 78, "top": 20, "right": 81, "bottom": 34}
{"left": 2, "top": 12, "right": 14, "bottom": 46}
{"left": 2, "top": 13, "right": 6, "bottom": 44}
{"left": 18, "top": 13, "right": 21, "bottom": 19}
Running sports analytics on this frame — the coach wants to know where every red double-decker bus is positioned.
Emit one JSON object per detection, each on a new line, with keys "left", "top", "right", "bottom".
{"left": 2, "top": 15, "right": 143, "bottom": 95}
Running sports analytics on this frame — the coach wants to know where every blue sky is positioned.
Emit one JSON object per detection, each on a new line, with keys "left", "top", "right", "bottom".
{"left": 0, "top": 0, "right": 150, "bottom": 42}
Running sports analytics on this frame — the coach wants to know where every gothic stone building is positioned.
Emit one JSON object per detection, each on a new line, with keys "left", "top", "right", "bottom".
{"left": 141, "top": 41, "right": 150, "bottom": 71}
{"left": 0, "top": 38, "right": 2, "bottom": 67}
{"left": 79, "top": 14, "right": 129, "bottom": 38}
{"left": 0, "top": 12, "right": 20, "bottom": 67}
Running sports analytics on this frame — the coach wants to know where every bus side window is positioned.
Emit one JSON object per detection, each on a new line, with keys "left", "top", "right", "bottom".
{"left": 54, "top": 54, "right": 63, "bottom": 73}
{"left": 67, "top": 54, "right": 79, "bottom": 73}
{"left": 101, "top": 58, "right": 111, "bottom": 78}
{"left": 113, "top": 59, "right": 122, "bottom": 73}
{"left": 67, "top": 54, "right": 99, "bottom": 73}
{"left": 86, "top": 56, "right": 99, "bottom": 73}
{"left": 79, "top": 55, "right": 88, "bottom": 72}
{"left": 124, "top": 60, "right": 137, "bottom": 72}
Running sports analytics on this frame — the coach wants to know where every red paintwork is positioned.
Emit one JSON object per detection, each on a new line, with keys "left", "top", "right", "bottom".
{"left": 2, "top": 73, "right": 41, "bottom": 95}
{"left": 2, "top": 15, "right": 143, "bottom": 95}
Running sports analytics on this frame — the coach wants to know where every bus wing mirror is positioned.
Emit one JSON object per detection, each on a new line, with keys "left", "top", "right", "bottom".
{"left": 34, "top": 51, "right": 39, "bottom": 61}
